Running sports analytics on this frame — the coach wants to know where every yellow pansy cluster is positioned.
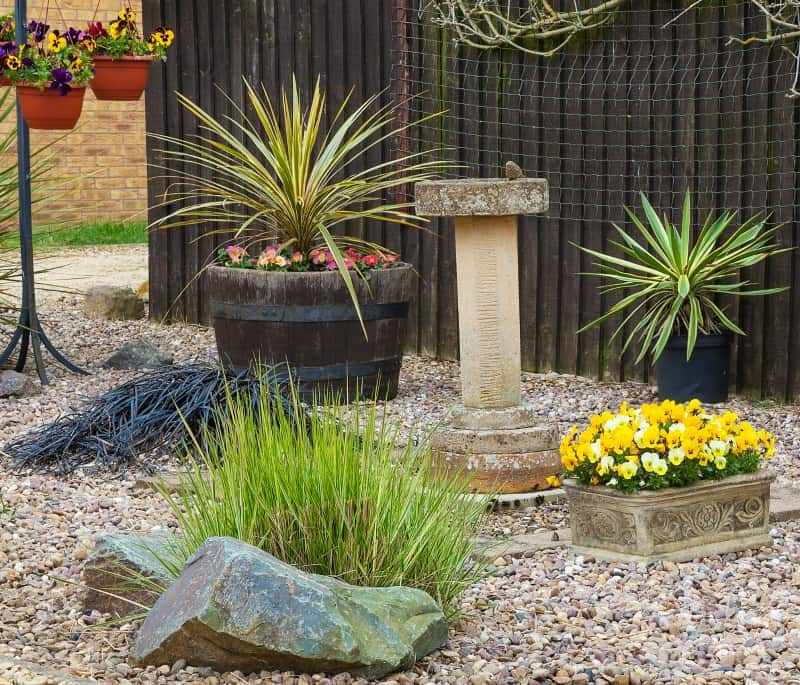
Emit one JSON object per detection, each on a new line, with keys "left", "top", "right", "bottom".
{"left": 560, "top": 399, "right": 774, "bottom": 492}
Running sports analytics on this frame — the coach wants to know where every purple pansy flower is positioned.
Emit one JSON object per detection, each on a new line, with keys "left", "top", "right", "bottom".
{"left": 27, "top": 21, "right": 49, "bottom": 42}
{"left": 66, "top": 27, "right": 85, "bottom": 44}
{"left": 21, "top": 57, "right": 33, "bottom": 68}
{"left": 49, "top": 68, "right": 73, "bottom": 96}
{"left": 0, "top": 42, "right": 16, "bottom": 58}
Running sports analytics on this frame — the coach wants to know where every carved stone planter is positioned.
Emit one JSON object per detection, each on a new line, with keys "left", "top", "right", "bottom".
{"left": 563, "top": 469, "right": 775, "bottom": 563}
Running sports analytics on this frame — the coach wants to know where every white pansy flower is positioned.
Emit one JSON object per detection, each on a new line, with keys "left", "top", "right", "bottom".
{"left": 641, "top": 451, "right": 659, "bottom": 472}
{"left": 708, "top": 440, "right": 728, "bottom": 458}
{"left": 668, "top": 447, "right": 685, "bottom": 465}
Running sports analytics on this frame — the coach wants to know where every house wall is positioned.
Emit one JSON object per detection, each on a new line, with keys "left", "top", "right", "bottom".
{"left": 0, "top": 0, "right": 148, "bottom": 226}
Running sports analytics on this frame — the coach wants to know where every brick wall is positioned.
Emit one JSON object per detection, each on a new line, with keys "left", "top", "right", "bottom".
{"left": 0, "top": 0, "right": 147, "bottom": 226}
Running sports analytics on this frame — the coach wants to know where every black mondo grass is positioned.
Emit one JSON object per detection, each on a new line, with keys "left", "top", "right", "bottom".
{"left": 1, "top": 362, "right": 297, "bottom": 474}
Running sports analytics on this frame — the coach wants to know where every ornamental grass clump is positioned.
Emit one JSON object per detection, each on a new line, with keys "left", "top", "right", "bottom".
{"left": 561, "top": 399, "right": 775, "bottom": 493}
{"left": 156, "top": 382, "right": 489, "bottom": 615}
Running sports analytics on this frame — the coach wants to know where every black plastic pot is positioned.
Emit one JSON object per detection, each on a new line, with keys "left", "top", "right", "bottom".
{"left": 655, "top": 333, "right": 732, "bottom": 403}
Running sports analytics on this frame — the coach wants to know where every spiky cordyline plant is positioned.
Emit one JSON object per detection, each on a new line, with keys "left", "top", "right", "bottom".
{"left": 149, "top": 77, "right": 447, "bottom": 322}
{"left": 575, "top": 190, "right": 790, "bottom": 363}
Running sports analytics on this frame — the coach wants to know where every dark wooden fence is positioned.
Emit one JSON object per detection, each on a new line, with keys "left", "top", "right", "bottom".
{"left": 145, "top": 0, "right": 800, "bottom": 401}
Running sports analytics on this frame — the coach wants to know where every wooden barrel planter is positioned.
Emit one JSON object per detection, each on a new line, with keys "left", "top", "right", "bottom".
{"left": 206, "top": 265, "right": 414, "bottom": 402}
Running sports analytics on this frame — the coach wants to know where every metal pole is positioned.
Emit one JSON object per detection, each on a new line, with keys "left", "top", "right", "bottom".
{"left": 13, "top": 0, "right": 46, "bottom": 382}
{"left": 0, "top": 0, "right": 86, "bottom": 380}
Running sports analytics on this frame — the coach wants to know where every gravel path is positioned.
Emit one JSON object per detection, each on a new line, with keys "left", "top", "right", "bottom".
{"left": 6, "top": 245, "right": 148, "bottom": 306}
{"left": 2, "top": 302, "right": 800, "bottom": 684}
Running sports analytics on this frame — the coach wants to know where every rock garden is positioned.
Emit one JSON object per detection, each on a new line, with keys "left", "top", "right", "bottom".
{"left": 3, "top": 3, "right": 800, "bottom": 684}
{"left": 3, "top": 299, "right": 800, "bottom": 685}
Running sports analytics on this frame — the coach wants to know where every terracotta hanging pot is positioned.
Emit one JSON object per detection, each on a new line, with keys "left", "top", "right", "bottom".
{"left": 90, "top": 55, "right": 153, "bottom": 101}
{"left": 17, "top": 85, "right": 86, "bottom": 130}
{"left": 0, "top": 76, "right": 11, "bottom": 87}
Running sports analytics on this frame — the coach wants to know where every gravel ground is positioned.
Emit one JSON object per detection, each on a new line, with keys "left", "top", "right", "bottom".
{"left": 2, "top": 300, "right": 800, "bottom": 684}
{"left": 5, "top": 245, "right": 148, "bottom": 307}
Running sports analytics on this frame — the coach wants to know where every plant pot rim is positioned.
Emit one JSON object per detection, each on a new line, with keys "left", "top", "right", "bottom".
{"left": 562, "top": 467, "right": 775, "bottom": 503}
{"left": 16, "top": 84, "right": 87, "bottom": 92}
{"left": 206, "top": 263, "right": 412, "bottom": 280}
{"left": 664, "top": 331, "right": 734, "bottom": 347}
{"left": 93, "top": 54, "right": 155, "bottom": 62}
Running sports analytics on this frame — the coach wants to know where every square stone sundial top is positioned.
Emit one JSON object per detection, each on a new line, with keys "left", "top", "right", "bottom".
{"left": 415, "top": 178, "right": 549, "bottom": 217}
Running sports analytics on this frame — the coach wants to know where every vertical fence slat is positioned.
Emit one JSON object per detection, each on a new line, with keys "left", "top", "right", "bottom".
{"left": 145, "top": 1, "right": 800, "bottom": 401}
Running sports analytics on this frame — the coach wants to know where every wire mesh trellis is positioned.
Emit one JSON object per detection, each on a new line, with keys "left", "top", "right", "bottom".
{"left": 396, "top": 0, "right": 798, "bottom": 222}
{"left": 393, "top": 0, "right": 800, "bottom": 398}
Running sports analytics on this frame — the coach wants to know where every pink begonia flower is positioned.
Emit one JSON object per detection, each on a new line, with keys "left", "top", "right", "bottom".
{"left": 257, "top": 253, "right": 271, "bottom": 267}
{"left": 291, "top": 252, "right": 304, "bottom": 263}
{"left": 326, "top": 261, "right": 338, "bottom": 271}
{"left": 384, "top": 254, "right": 398, "bottom": 264}
{"left": 225, "top": 245, "right": 248, "bottom": 264}
{"left": 362, "top": 254, "right": 379, "bottom": 267}
{"left": 263, "top": 248, "right": 279, "bottom": 261}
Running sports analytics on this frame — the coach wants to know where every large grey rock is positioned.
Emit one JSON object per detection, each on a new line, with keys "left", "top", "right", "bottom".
{"left": 102, "top": 339, "right": 173, "bottom": 370}
{"left": 82, "top": 533, "right": 179, "bottom": 616}
{"left": 83, "top": 286, "right": 145, "bottom": 320}
{"left": 0, "top": 370, "right": 35, "bottom": 398}
{"left": 133, "top": 537, "right": 448, "bottom": 679}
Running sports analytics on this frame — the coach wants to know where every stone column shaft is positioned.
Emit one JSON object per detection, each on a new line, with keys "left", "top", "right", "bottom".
{"left": 454, "top": 215, "right": 521, "bottom": 409}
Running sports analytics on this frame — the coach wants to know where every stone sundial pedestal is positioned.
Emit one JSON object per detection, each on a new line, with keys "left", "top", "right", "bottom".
{"left": 415, "top": 176, "right": 561, "bottom": 494}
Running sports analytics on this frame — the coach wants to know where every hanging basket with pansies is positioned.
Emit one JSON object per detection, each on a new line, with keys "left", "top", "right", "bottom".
{"left": 2, "top": 21, "right": 95, "bottom": 130}
{"left": 85, "top": 7, "right": 174, "bottom": 102}
{"left": 0, "top": 13, "right": 15, "bottom": 86}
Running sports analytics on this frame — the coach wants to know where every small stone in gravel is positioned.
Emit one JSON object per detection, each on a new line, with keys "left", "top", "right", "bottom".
{"left": 81, "top": 533, "right": 179, "bottom": 616}
{"left": 0, "top": 370, "right": 36, "bottom": 397}
{"left": 83, "top": 286, "right": 145, "bottom": 320}
{"left": 102, "top": 339, "right": 174, "bottom": 370}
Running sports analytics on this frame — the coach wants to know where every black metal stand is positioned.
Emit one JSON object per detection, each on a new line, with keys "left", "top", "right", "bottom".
{"left": 0, "top": 0, "right": 86, "bottom": 383}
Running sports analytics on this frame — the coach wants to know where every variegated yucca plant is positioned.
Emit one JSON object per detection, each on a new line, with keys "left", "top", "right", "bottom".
{"left": 575, "top": 190, "right": 790, "bottom": 363}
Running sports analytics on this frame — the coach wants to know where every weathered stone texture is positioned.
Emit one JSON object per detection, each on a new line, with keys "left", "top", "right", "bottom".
{"left": 133, "top": 537, "right": 448, "bottom": 679}
{"left": 82, "top": 533, "right": 179, "bottom": 616}
{"left": 103, "top": 339, "right": 173, "bottom": 370}
{"left": 563, "top": 470, "right": 775, "bottom": 562}
{"left": 415, "top": 178, "right": 549, "bottom": 217}
{"left": 83, "top": 286, "right": 145, "bottom": 320}
{"left": 449, "top": 405, "right": 541, "bottom": 431}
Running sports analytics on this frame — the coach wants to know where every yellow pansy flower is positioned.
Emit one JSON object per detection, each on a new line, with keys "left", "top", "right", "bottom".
{"left": 47, "top": 32, "right": 67, "bottom": 53}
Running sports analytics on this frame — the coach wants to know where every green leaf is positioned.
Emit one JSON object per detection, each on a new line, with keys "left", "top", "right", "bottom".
{"left": 678, "top": 274, "right": 691, "bottom": 298}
